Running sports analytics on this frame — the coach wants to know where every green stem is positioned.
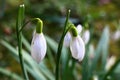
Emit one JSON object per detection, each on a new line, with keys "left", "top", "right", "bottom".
{"left": 103, "top": 58, "right": 120, "bottom": 80}
{"left": 19, "top": 18, "right": 39, "bottom": 33}
{"left": 16, "top": 4, "right": 29, "bottom": 80}
{"left": 17, "top": 18, "right": 41, "bottom": 79}
{"left": 19, "top": 32, "right": 29, "bottom": 80}
{"left": 16, "top": 23, "right": 29, "bottom": 80}
{"left": 55, "top": 10, "right": 70, "bottom": 80}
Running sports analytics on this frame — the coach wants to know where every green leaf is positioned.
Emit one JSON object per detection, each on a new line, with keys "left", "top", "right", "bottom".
{"left": 0, "top": 40, "right": 47, "bottom": 80}
{"left": 0, "top": 67, "right": 23, "bottom": 80}
{"left": 88, "top": 27, "right": 110, "bottom": 79}
{"left": 101, "top": 27, "right": 109, "bottom": 70}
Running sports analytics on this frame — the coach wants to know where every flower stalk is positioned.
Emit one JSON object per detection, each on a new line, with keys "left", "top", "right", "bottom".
{"left": 16, "top": 3, "right": 45, "bottom": 79}
{"left": 55, "top": 10, "right": 71, "bottom": 80}
{"left": 16, "top": 4, "right": 29, "bottom": 80}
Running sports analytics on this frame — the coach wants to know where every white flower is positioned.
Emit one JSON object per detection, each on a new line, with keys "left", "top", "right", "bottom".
{"left": 89, "top": 44, "right": 95, "bottom": 60}
{"left": 105, "top": 56, "right": 116, "bottom": 71}
{"left": 70, "top": 35, "right": 85, "bottom": 61}
{"left": 76, "top": 24, "right": 82, "bottom": 34}
{"left": 112, "top": 30, "right": 120, "bottom": 40}
{"left": 63, "top": 32, "right": 71, "bottom": 47}
{"left": 63, "top": 24, "right": 82, "bottom": 47}
{"left": 82, "top": 30, "right": 90, "bottom": 44}
{"left": 93, "top": 75, "right": 98, "bottom": 80}
{"left": 31, "top": 32, "right": 47, "bottom": 63}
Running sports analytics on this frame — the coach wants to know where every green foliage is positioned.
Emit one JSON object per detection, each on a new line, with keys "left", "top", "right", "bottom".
{"left": 1, "top": 26, "right": 120, "bottom": 80}
{"left": 0, "top": 0, "right": 120, "bottom": 80}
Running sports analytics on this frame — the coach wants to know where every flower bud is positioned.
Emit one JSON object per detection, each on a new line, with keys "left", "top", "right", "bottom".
{"left": 31, "top": 32, "right": 47, "bottom": 63}
{"left": 70, "top": 35, "right": 85, "bottom": 61}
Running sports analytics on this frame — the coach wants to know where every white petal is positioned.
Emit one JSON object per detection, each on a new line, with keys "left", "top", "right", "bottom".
{"left": 76, "top": 24, "right": 82, "bottom": 34}
{"left": 31, "top": 33, "right": 47, "bottom": 63}
{"left": 105, "top": 56, "right": 116, "bottom": 71}
{"left": 93, "top": 75, "right": 98, "bottom": 80}
{"left": 89, "top": 44, "right": 95, "bottom": 59}
{"left": 82, "top": 30, "right": 90, "bottom": 44}
{"left": 112, "top": 30, "right": 120, "bottom": 40}
{"left": 63, "top": 32, "right": 72, "bottom": 47}
{"left": 70, "top": 36, "right": 85, "bottom": 61}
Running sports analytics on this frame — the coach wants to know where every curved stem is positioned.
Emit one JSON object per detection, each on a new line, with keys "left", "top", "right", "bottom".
{"left": 19, "top": 18, "right": 39, "bottom": 33}
{"left": 17, "top": 17, "right": 41, "bottom": 80}
{"left": 55, "top": 10, "right": 71, "bottom": 80}
{"left": 17, "top": 31, "right": 29, "bottom": 80}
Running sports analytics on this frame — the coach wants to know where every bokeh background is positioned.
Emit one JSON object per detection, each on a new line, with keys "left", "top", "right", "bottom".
{"left": 0, "top": 0, "right": 120, "bottom": 80}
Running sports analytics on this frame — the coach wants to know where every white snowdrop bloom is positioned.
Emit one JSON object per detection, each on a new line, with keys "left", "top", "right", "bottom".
{"left": 93, "top": 75, "right": 98, "bottom": 80}
{"left": 63, "top": 32, "right": 72, "bottom": 47}
{"left": 70, "top": 35, "right": 85, "bottom": 61}
{"left": 63, "top": 24, "right": 82, "bottom": 47}
{"left": 82, "top": 30, "right": 90, "bottom": 44}
{"left": 112, "top": 30, "right": 120, "bottom": 40}
{"left": 76, "top": 24, "right": 82, "bottom": 34}
{"left": 89, "top": 44, "right": 95, "bottom": 59}
{"left": 31, "top": 32, "right": 47, "bottom": 63}
{"left": 105, "top": 56, "right": 116, "bottom": 71}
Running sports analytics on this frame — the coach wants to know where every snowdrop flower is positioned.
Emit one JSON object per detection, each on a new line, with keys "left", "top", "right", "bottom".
{"left": 112, "top": 30, "right": 120, "bottom": 40}
{"left": 31, "top": 19, "right": 47, "bottom": 63}
{"left": 76, "top": 24, "right": 82, "bottom": 34}
{"left": 63, "top": 32, "right": 71, "bottom": 47}
{"left": 105, "top": 56, "right": 116, "bottom": 71}
{"left": 63, "top": 24, "right": 82, "bottom": 47}
{"left": 63, "top": 24, "right": 85, "bottom": 61}
{"left": 82, "top": 30, "right": 90, "bottom": 44}
{"left": 88, "top": 44, "right": 95, "bottom": 60}
{"left": 93, "top": 75, "right": 98, "bottom": 80}
{"left": 70, "top": 35, "right": 85, "bottom": 61}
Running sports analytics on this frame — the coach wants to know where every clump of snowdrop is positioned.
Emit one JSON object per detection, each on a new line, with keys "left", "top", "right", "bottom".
{"left": 64, "top": 24, "right": 90, "bottom": 47}
{"left": 31, "top": 19, "right": 47, "bottom": 63}
{"left": 64, "top": 24, "right": 85, "bottom": 61}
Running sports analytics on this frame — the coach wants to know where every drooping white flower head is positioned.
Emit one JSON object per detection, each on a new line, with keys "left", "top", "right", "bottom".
{"left": 63, "top": 32, "right": 71, "bottom": 47}
{"left": 63, "top": 24, "right": 82, "bottom": 47}
{"left": 70, "top": 35, "right": 85, "bottom": 61}
{"left": 82, "top": 30, "right": 90, "bottom": 44}
{"left": 31, "top": 18, "right": 47, "bottom": 63}
{"left": 31, "top": 32, "right": 47, "bottom": 63}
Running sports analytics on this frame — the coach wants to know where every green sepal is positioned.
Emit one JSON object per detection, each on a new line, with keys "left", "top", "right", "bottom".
{"left": 70, "top": 24, "right": 78, "bottom": 37}
{"left": 36, "top": 18, "right": 43, "bottom": 33}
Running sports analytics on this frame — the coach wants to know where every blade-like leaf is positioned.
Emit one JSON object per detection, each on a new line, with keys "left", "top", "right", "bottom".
{"left": 101, "top": 27, "right": 109, "bottom": 70}
{"left": 0, "top": 67, "right": 23, "bottom": 80}
{"left": 88, "top": 27, "right": 109, "bottom": 79}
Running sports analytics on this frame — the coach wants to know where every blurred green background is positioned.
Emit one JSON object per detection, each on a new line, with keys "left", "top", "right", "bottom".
{"left": 0, "top": 0, "right": 120, "bottom": 80}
